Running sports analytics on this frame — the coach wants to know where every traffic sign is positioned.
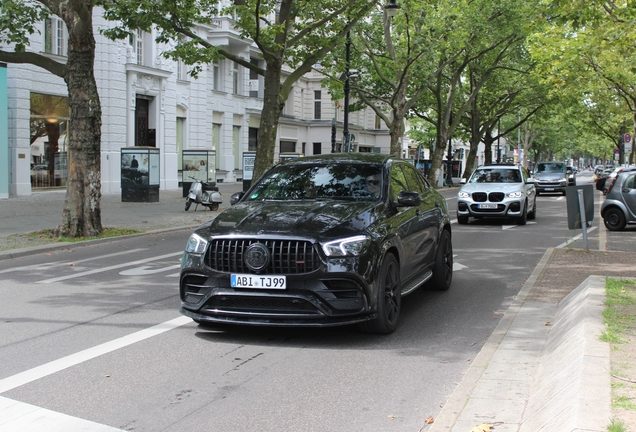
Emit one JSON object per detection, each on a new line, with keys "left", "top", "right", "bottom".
{"left": 624, "top": 133, "right": 632, "bottom": 143}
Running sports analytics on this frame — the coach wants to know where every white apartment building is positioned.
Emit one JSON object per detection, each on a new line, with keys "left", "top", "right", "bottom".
{"left": 3, "top": 9, "right": 392, "bottom": 197}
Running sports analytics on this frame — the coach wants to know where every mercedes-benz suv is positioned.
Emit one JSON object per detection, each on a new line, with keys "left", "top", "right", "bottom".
{"left": 457, "top": 163, "right": 536, "bottom": 225}
{"left": 179, "top": 153, "right": 453, "bottom": 334}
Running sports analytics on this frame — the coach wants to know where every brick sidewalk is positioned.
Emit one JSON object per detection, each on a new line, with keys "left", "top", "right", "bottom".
{"left": 527, "top": 248, "right": 636, "bottom": 303}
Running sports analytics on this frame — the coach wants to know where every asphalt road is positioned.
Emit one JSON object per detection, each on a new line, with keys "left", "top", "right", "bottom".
{"left": 0, "top": 171, "right": 614, "bottom": 431}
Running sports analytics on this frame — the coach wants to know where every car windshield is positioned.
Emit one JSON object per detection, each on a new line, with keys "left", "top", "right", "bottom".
{"left": 535, "top": 163, "right": 564, "bottom": 173}
{"left": 469, "top": 168, "right": 521, "bottom": 183}
{"left": 247, "top": 163, "right": 383, "bottom": 201}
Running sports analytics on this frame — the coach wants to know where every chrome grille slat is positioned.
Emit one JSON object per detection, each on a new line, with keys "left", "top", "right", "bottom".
{"left": 205, "top": 239, "right": 320, "bottom": 274}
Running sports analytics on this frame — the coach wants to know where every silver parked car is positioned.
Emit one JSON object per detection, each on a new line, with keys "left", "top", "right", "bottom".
{"left": 601, "top": 171, "right": 636, "bottom": 231}
{"left": 457, "top": 164, "right": 536, "bottom": 225}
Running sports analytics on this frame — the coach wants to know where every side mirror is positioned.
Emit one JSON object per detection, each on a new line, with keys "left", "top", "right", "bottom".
{"left": 460, "top": 178, "right": 467, "bottom": 185}
{"left": 526, "top": 178, "right": 535, "bottom": 184}
{"left": 396, "top": 191, "right": 421, "bottom": 207}
{"left": 230, "top": 192, "right": 245, "bottom": 205}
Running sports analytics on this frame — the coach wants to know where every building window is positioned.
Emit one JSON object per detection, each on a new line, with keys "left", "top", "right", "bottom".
{"left": 177, "top": 117, "right": 185, "bottom": 175}
{"left": 30, "top": 93, "right": 70, "bottom": 188}
{"left": 249, "top": 58, "right": 259, "bottom": 98}
{"left": 212, "top": 123, "right": 221, "bottom": 169}
{"left": 313, "top": 142, "right": 322, "bottom": 155}
{"left": 212, "top": 60, "right": 221, "bottom": 91}
{"left": 314, "top": 90, "right": 321, "bottom": 120}
{"left": 177, "top": 59, "right": 189, "bottom": 81}
{"left": 129, "top": 29, "right": 144, "bottom": 65}
{"left": 280, "top": 141, "right": 296, "bottom": 153}
{"left": 233, "top": 125, "right": 241, "bottom": 169}
{"left": 232, "top": 62, "right": 241, "bottom": 95}
{"left": 248, "top": 127, "right": 258, "bottom": 151}
{"left": 44, "top": 17, "right": 67, "bottom": 56}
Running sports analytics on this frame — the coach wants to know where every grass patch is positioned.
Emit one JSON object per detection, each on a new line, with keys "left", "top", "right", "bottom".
{"left": 33, "top": 228, "right": 143, "bottom": 242}
{"left": 607, "top": 418, "right": 627, "bottom": 432}
{"left": 613, "top": 396, "right": 636, "bottom": 411}
{"left": 601, "top": 279, "right": 636, "bottom": 344}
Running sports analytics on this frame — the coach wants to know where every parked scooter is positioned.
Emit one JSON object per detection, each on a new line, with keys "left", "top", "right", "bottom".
{"left": 185, "top": 176, "right": 222, "bottom": 211}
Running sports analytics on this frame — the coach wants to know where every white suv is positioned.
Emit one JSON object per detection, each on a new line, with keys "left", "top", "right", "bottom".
{"left": 457, "top": 164, "right": 536, "bottom": 225}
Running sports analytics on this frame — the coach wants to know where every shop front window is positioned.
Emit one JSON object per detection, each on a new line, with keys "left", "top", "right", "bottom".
{"left": 30, "top": 93, "right": 70, "bottom": 188}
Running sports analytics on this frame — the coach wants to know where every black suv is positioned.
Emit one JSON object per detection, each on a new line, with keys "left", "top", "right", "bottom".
{"left": 179, "top": 153, "right": 453, "bottom": 334}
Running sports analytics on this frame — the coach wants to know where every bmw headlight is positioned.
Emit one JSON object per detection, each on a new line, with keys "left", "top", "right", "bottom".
{"left": 322, "top": 235, "right": 369, "bottom": 257}
{"left": 185, "top": 233, "right": 208, "bottom": 254}
{"left": 508, "top": 191, "right": 523, "bottom": 198}
{"left": 458, "top": 191, "right": 470, "bottom": 198}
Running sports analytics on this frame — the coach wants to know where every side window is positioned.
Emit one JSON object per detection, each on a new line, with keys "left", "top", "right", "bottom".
{"left": 401, "top": 164, "right": 427, "bottom": 194}
{"left": 389, "top": 165, "right": 409, "bottom": 202}
{"left": 625, "top": 174, "right": 635, "bottom": 189}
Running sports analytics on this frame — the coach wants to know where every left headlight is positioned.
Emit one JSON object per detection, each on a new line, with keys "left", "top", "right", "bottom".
{"left": 508, "top": 191, "right": 523, "bottom": 198}
{"left": 321, "top": 235, "right": 369, "bottom": 257}
{"left": 185, "top": 233, "right": 208, "bottom": 254}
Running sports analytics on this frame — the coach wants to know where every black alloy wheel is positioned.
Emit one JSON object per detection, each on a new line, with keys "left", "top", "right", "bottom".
{"left": 427, "top": 229, "right": 453, "bottom": 291}
{"left": 359, "top": 253, "right": 401, "bottom": 334}
{"left": 603, "top": 208, "right": 626, "bottom": 231}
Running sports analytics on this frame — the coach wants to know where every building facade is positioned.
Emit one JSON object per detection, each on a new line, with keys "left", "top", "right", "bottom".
{"left": 2, "top": 9, "right": 392, "bottom": 198}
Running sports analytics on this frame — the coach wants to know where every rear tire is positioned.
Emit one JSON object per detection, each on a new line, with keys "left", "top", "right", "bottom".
{"left": 185, "top": 199, "right": 192, "bottom": 211}
{"left": 210, "top": 202, "right": 219, "bottom": 211}
{"left": 603, "top": 208, "right": 626, "bottom": 231}
{"left": 358, "top": 253, "right": 401, "bottom": 334}
{"left": 427, "top": 230, "right": 453, "bottom": 291}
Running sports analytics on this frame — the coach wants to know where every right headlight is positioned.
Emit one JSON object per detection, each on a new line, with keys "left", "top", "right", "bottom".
{"left": 185, "top": 233, "right": 208, "bottom": 254}
{"left": 458, "top": 191, "right": 470, "bottom": 198}
{"left": 321, "top": 235, "right": 369, "bottom": 257}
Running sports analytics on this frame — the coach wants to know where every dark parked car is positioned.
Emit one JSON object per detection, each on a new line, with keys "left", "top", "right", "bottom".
{"left": 532, "top": 161, "right": 575, "bottom": 195}
{"left": 601, "top": 171, "right": 636, "bottom": 231}
{"left": 600, "top": 166, "right": 636, "bottom": 195}
{"left": 179, "top": 153, "right": 453, "bottom": 334}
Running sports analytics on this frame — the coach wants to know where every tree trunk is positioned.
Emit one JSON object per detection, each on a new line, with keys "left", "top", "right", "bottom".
{"left": 54, "top": 8, "right": 103, "bottom": 238}
{"left": 253, "top": 61, "right": 284, "bottom": 181}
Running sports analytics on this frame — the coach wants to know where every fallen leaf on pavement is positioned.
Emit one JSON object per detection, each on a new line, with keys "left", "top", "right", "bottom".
{"left": 469, "top": 424, "right": 491, "bottom": 432}
{"left": 425, "top": 416, "right": 434, "bottom": 424}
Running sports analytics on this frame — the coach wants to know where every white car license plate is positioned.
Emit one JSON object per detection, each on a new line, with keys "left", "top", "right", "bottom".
{"left": 545, "top": 188, "right": 554, "bottom": 191}
{"left": 231, "top": 274, "right": 286, "bottom": 289}
{"left": 478, "top": 204, "right": 497, "bottom": 209}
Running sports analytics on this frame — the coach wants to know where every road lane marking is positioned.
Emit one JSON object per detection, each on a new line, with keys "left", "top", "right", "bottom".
{"left": 0, "top": 316, "right": 191, "bottom": 394}
{"left": 0, "top": 249, "right": 148, "bottom": 274}
{"left": 556, "top": 226, "right": 597, "bottom": 249}
{"left": 119, "top": 264, "right": 181, "bottom": 276}
{"left": 36, "top": 252, "right": 183, "bottom": 284}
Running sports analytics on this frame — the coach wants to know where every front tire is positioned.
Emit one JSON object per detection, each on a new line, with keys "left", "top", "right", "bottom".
{"left": 457, "top": 215, "right": 469, "bottom": 224}
{"left": 427, "top": 229, "right": 453, "bottom": 291}
{"left": 603, "top": 208, "right": 626, "bottom": 231}
{"left": 527, "top": 197, "right": 536, "bottom": 220}
{"left": 517, "top": 201, "right": 527, "bottom": 225}
{"left": 358, "top": 253, "right": 401, "bottom": 335}
{"left": 185, "top": 199, "right": 192, "bottom": 211}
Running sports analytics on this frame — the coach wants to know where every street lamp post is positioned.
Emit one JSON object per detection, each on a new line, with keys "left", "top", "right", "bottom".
{"left": 496, "top": 118, "right": 501, "bottom": 163}
{"left": 341, "top": 0, "right": 400, "bottom": 153}
{"left": 446, "top": 118, "right": 453, "bottom": 187}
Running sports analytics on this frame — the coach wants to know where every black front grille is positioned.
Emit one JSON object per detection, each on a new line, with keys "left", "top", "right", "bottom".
{"left": 472, "top": 192, "right": 487, "bottom": 202}
{"left": 206, "top": 239, "right": 321, "bottom": 274}
{"left": 206, "top": 296, "right": 320, "bottom": 314}
{"left": 489, "top": 192, "right": 504, "bottom": 202}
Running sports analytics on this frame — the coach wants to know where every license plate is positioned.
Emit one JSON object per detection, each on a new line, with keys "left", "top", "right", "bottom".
{"left": 478, "top": 204, "right": 497, "bottom": 209}
{"left": 231, "top": 274, "right": 286, "bottom": 289}
{"left": 545, "top": 188, "right": 554, "bottom": 191}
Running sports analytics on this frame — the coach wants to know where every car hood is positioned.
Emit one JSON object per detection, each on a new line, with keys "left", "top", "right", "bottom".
{"left": 459, "top": 183, "right": 524, "bottom": 193}
{"left": 533, "top": 172, "right": 565, "bottom": 181}
{"left": 198, "top": 200, "right": 378, "bottom": 240}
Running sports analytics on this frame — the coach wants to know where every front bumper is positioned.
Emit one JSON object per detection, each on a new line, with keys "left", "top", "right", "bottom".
{"left": 457, "top": 196, "right": 525, "bottom": 218}
{"left": 535, "top": 180, "right": 567, "bottom": 193}
{"left": 180, "top": 251, "right": 376, "bottom": 327}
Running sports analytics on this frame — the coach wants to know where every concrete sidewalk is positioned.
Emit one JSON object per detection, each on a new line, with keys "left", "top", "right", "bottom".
{"left": 1, "top": 186, "right": 636, "bottom": 431}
